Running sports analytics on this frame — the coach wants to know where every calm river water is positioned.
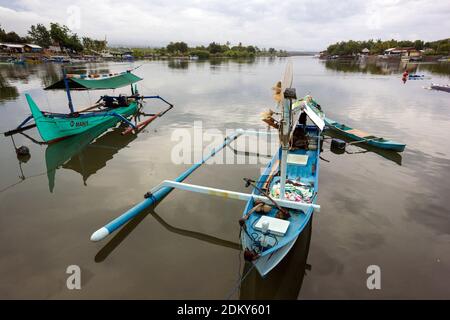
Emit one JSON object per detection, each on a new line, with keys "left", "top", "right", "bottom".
{"left": 0, "top": 57, "right": 449, "bottom": 299}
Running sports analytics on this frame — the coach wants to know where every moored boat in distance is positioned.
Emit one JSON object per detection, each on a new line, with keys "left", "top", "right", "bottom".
{"left": 430, "top": 83, "right": 450, "bottom": 93}
{"left": 47, "top": 55, "right": 70, "bottom": 63}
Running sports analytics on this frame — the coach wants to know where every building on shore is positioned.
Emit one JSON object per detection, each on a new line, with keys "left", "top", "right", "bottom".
{"left": 381, "top": 47, "right": 422, "bottom": 61}
{"left": 0, "top": 43, "right": 25, "bottom": 53}
{"left": 0, "top": 43, "right": 43, "bottom": 53}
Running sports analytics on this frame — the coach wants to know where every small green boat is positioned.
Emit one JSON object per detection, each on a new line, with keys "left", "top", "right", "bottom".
{"left": 323, "top": 119, "right": 406, "bottom": 152}
{"left": 26, "top": 93, "right": 138, "bottom": 143}
{"left": 5, "top": 69, "right": 173, "bottom": 143}
{"left": 306, "top": 98, "right": 406, "bottom": 152}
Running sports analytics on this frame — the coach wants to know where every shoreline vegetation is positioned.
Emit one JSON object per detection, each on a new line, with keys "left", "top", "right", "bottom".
{"left": 321, "top": 39, "right": 450, "bottom": 61}
{"left": 131, "top": 42, "right": 288, "bottom": 59}
{"left": 0, "top": 23, "right": 289, "bottom": 61}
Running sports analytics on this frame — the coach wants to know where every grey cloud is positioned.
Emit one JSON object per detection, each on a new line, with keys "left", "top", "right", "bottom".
{"left": 0, "top": 0, "right": 449, "bottom": 50}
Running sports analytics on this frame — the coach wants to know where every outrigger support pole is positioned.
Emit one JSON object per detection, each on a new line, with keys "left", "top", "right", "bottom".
{"left": 141, "top": 95, "right": 173, "bottom": 108}
{"left": 149, "top": 181, "right": 319, "bottom": 212}
{"left": 3, "top": 115, "right": 36, "bottom": 137}
{"left": 62, "top": 67, "right": 75, "bottom": 114}
{"left": 90, "top": 131, "right": 243, "bottom": 242}
{"left": 109, "top": 112, "right": 137, "bottom": 130}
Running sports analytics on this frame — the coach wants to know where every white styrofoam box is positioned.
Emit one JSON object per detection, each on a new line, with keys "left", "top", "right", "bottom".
{"left": 254, "top": 215, "right": 290, "bottom": 237}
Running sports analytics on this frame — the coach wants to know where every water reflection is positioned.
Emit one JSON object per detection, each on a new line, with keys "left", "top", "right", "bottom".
{"left": 168, "top": 59, "right": 189, "bottom": 70}
{"left": 95, "top": 204, "right": 312, "bottom": 300}
{"left": 0, "top": 73, "right": 19, "bottom": 102}
{"left": 95, "top": 207, "right": 241, "bottom": 263}
{"left": 418, "top": 63, "right": 450, "bottom": 78}
{"left": 323, "top": 129, "right": 403, "bottom": 166}
{"left": 45, "top": 119, "right": 136, "bottom": 192}
{"left": 324, "top": 59, "right": 450, "bottom": 77}
{"left": 1, "top": 57, "right": 450, "bottom": 298}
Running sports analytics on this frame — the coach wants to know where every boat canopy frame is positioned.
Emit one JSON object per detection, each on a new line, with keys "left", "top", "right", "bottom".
{"left": 44, "top": 71, "right": 143, "bottom": 91}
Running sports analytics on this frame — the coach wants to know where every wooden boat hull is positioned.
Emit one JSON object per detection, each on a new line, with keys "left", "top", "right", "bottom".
{"left": 240, "top": 218, "right": 312, "bottom": 299}
{"left": 305, "top": 97, "right": 405, "bottom": 152}
{"left": 431, "top": 84, "right": 450, "bottom": 93}
{"left": 26, "top": 94, "right": 138, "bottom": 143}
{"left": 324, "top": 117, "right": 406, "bottom": 152}
{"left": 241, "top": 125, "right": 320, "bottom": 277}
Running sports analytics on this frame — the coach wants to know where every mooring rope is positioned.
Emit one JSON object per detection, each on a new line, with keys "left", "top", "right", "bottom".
{"left": 225, "top": 259, "right": 257, "bottom": 300}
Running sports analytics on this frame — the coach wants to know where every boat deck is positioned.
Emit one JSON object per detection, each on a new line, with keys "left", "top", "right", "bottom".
{"left": 241, "top": 125, "right": 319, "bottom": 276}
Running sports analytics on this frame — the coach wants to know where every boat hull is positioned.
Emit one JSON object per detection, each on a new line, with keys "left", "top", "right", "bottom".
{"left": 241, "top": 125, "right": 320, "bottom": 277}
{"left": 431, "top": 84, "right": 450, "bottom": 93}
{"left": 26, "top": 94, "right": 138, "bottom": 142}
{"left": 324, "top": 117, "right": 406, "bottom": 152}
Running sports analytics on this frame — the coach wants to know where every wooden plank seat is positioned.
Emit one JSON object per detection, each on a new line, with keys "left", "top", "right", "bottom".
{"left": 346, "top": 128, "right": 371, "bottom": 138}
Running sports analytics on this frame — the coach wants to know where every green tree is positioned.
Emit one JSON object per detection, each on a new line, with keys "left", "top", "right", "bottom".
{"left": 49, "top": 23, "right": 83, "bottom": 52}
{"left": 246, "top": 46, "right": 256, "bottom": 54}
{"left": 83, "top": 37, "right": 107, "bottom": 53}
{"left": 166, "top": 41, "right": 188, "bottom": 54}
{"left": 28, "top": 24, "right": 52, "bottom": 48}
{"left": 66, "top": 34, "right": 83, "bottom": 52}
{"left": 207, "top": 42, "right": 223, "bottom": 54}
{"left": 436, "top": 42, "right": 450, "bottom": 55}
{"left": 50, "top": 23, "right": 70, "bottom": 49}
{"left": 0, "top": 26, "right": 26, "bottom": 43}
{"left": 414, "top": 40, "right": 424, "bottom": 50}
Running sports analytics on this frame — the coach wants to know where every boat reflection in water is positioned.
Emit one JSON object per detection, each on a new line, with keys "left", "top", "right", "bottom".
{"left": 324, "top": 129, "right": 403, "bottom": 166}
{"left": 45, "top": 118, "right": 137, "bottom": 192}
{"left": 239, "top": 218, "right": 312, "bottom": 300}
{"left": 94, "top": 208, "right": 312, "bottom": 300}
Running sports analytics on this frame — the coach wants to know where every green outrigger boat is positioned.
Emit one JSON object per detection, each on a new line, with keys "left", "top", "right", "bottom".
{"left": 306, "top": 98, "right": 406, "bottom": 152}
{"left": 5, "top": 69, "right": 173, "bottom": 143}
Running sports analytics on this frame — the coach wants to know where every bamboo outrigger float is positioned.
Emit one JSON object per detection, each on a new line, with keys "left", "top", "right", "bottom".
{"left": 4, "top": 67, "right": 173, "bottom": 143}
{"left": 91, "top": 61, "right": 325, "bottom": 277}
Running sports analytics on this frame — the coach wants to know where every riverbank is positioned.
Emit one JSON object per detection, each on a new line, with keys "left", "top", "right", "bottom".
{"left": 319, "top": 53, "right": 448, "bottom": 63}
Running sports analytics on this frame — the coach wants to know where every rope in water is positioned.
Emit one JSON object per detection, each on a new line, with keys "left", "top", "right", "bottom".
{"left": 225, "top": 261, "right": 257, "bottom": 300}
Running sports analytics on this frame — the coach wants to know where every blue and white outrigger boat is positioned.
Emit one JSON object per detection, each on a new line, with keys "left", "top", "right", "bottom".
{"left": 91, "top": 61, "right": 324, "bottom": 277}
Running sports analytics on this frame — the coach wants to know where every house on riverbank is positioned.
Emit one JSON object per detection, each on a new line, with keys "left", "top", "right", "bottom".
{"left": 382, "top": 47, "right": 422, "bottom": 61}
{"left": 0, "top": 43, "right": 43, "bottom": 53}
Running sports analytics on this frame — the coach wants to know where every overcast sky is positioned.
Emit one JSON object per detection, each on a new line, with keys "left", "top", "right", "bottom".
{"left": 0, "top": 0, "right": 449, "bottom": 50}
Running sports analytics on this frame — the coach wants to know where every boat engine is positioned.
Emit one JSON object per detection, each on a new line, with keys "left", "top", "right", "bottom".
{"left": 330, "top": 138, "right": 346, "bottom": 154}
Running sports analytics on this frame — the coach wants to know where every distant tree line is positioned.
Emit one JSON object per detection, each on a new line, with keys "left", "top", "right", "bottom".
{"left": 1, "top": 23, "right": 284, "bottom": 58}
{"left": 326, "top": 39, "right": 450, "bottom": 56}
{"left": 0, "top": 24, "right": 105, "bottom": 53}
{"left": 133, "top": 41, "right": 284, "bottom": 59}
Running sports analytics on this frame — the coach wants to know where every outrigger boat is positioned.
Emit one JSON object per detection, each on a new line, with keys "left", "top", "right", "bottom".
{"left": 307, "top": 101, "right": 406, "bottom": 152}
{"left": 321, "top": 118, "right": 405, "bottom": 152}
{"left": 430, "top": 83, "right": 450, "bottom": 93}
{"left": 91, "top": 61, "right": 324, "bottom": 277}
{"left": 4, "top": 68, "right": 173, "bottom": 143}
